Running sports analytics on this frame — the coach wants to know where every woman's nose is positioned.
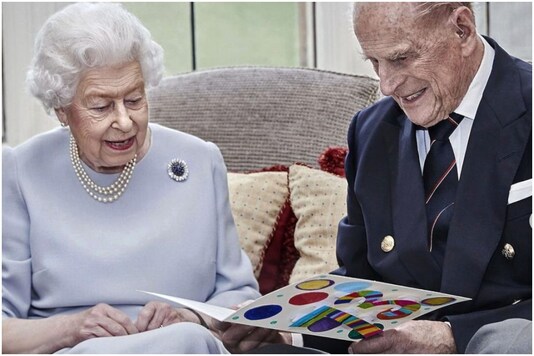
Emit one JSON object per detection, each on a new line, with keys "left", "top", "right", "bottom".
{"left": 111, "top": 102, "right": 133, "bottom": 131}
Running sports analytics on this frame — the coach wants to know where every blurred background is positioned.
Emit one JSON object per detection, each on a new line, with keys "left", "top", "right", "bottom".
{"left": 2, "top": 2, "right": 532, "bottom": 146}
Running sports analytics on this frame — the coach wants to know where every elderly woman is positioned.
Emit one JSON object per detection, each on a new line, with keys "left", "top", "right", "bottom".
{"left": 2, "top": 3, "right": 260, "bottom": 353}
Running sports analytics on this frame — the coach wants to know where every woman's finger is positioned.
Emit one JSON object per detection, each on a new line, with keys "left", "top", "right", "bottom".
{"left": 104, "top": 306, "right": 138, "bottom": 335}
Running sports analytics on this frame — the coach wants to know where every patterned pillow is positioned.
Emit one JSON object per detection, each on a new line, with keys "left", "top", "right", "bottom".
{"left": 227, "top": 171, "right": 289, "bottom": 278}
{"left": 288, "top": 164, "right": 347, "bottom": 284}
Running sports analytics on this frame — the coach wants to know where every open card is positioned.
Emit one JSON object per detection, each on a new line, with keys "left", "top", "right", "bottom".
{"left": 139, "top": 274, "right": 470, "bottom": 342}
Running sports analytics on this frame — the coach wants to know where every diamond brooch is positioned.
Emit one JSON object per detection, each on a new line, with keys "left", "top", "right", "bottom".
{"left": 167, "top": 159, "right": 189, "bottom": 182}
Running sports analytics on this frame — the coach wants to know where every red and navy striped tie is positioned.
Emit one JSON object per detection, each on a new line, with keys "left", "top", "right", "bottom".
{"left": 423, "top": 113, "right": 463, "bottom": 266}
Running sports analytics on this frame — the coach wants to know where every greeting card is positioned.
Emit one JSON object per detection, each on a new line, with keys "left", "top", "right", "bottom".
{"left": 140, "top": 274, "right": 470, "bottom": 342}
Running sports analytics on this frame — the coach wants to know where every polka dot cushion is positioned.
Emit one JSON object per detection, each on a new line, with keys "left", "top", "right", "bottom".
{"left": 288, "top": 164, "right": 347, "bottom": 284}
{"left": 227, "top": 171, "right": 289, "bottom": 278}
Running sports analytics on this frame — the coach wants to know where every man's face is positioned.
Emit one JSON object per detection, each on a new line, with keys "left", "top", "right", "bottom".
{"left": 355, "top": 3, "right": 469, "bottom": 127}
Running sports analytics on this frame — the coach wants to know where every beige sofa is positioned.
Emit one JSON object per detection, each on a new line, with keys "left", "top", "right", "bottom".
{"left": 148, "top": 66, "right": 380, "bottom": 294}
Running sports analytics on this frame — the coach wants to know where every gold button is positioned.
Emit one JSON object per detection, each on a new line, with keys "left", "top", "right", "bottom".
{"left": 381, "top": 235, "right": 395, "bottom": 252}
{"left": 502, "top": 243, "right": 515, "bottom": 260}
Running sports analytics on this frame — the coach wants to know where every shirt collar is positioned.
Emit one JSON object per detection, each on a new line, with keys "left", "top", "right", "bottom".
{"left": 454, "top": 35, "right": 495, "bottom": 120}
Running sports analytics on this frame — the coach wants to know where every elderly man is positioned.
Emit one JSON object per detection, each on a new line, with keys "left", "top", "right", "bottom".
{"left": 213, "top": 2, "right": 531, "bottom": 353}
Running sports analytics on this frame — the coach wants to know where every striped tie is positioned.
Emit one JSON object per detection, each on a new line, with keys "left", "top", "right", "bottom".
{"left": 423, "top": 113, "right": 463, "bottom": 265}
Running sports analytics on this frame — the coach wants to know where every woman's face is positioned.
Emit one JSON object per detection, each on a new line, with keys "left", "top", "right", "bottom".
{"left": 57, "top": 61, "right": 150, "bottom": 173}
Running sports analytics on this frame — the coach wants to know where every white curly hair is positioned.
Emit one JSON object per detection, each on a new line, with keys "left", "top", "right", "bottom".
{"left": 26, "top": 2, "right": 164, "bottom": 114}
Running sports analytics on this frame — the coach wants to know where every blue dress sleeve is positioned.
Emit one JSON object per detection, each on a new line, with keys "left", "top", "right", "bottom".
{"left": 2, "top": 146, "right": 32, "bottom": 318}
{"left": 204, "top": 142, "right": 261, "bottom": 306}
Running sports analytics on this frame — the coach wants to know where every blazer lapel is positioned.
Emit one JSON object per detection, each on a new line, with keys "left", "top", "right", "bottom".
{"left": 392, "top": 116, "right": 442, "bottom": 291}
{"left": 441, "top": 39, "right": 530, "bottom": 297}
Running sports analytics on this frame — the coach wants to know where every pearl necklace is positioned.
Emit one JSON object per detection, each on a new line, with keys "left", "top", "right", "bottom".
{"left": 69, "top": 135, "right": 137, "bottom": 203}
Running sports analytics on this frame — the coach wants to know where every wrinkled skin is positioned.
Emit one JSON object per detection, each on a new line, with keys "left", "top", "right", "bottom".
{"left": 354, "top": 2, "right": 482, "bottom": 128}
{"left": 69, "top": 301, "right": 203, "bottom": 346}
{"left": 56, "top": 61, "right": 151, "bottom": 173}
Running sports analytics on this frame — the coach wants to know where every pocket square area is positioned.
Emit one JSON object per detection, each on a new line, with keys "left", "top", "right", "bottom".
{"left": 508, "top": 179, "right": 532, "bottom": 204}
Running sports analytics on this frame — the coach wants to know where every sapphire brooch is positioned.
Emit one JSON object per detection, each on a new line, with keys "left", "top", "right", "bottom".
{"left": 167, "top": 159, "right": 189, "bottom": 182}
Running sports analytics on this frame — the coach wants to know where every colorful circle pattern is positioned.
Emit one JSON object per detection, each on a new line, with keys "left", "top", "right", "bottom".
{"left": 348, "top": 323, "right": 384, "bottom": 340}
{"left": 289, "top": 292, "right": 329, "bottom": 305}
{"left": 421, "top": 297, "right": 456, "bottom": 306}
{"left": 296, "top": 279, "right": 335, "bottom": 290}
{"left": 244, "top": 305, "right": 283, "bottom": 320}
{"left": 334, "top": 281, "right": 372, "bottom": 293}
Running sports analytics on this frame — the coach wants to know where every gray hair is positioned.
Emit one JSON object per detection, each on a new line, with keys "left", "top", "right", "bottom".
{"left": 26, "top": 2, "right": 164, "bottom": 113}
{"left": 414, "top": 2, "right": 473, "bottom": 19}
{"left": 353, "top": 2, "right": 474, "bottom": 26}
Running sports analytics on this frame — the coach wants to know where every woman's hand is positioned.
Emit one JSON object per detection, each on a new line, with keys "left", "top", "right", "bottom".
{"left": 2, "top": 304, "right": 138, "bottom": 353}
{"left": 207, "top": 299, "right": 292, "bottom": 353}
{"left": 135, "top": 301, "right": 201, "bottom": 332}
{"left": 210, "top": 320, "right": 292, "bottom": 353}
{"left": 69, "top": 303, "right": 139, "bottom": 345}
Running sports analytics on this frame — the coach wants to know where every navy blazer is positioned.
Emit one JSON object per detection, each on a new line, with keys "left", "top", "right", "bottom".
{"left": 304, "top": 37, "right": 531, "bottom": 353}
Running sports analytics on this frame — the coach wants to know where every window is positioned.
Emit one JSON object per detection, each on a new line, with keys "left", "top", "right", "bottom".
{"left": 123, "top": 3, "right": 193, "bottom": 75}
{"left": 194, "top": 3, "right": 303, "bottom": 69}
{"left": 124, "top": 2, "right": 311, "bottom": 75}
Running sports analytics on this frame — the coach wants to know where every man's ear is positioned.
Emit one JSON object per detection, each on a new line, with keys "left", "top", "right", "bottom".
{"left": 451, "top": 6, "right": 479, "bottom": 57}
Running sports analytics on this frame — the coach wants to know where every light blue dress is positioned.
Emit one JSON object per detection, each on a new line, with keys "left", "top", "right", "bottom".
{"left": 2, "top": 123, "right": 260, "bottom": 353}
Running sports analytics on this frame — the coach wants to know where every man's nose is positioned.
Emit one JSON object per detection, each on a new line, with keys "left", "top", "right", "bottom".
{"left": 378, "top": 64, "right": 402, "bottom": 97}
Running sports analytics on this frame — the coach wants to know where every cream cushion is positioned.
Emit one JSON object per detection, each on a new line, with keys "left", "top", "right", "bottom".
{"left": 288, "top": 164, "right": 347, "bottom": 284}
{"left": 227, "top": 171, "right": 289, "bottom": 277}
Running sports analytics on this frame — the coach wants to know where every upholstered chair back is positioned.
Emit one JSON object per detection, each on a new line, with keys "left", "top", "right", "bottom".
{"left": 148, "top": 66, "right": 380, "bottom": 172}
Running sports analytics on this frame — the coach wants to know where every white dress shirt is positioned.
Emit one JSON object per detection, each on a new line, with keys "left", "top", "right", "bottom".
{"left": 416, "top": 35, "right": 495, "bottom": 177}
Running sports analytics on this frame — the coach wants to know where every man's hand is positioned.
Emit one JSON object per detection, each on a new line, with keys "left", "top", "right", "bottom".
{"left": 210, "top": 320, "right": 292, "bottom": 353}
{"left": 135, "top": 301, "right": 200, "bottom": 332}
{"left": 348, "top": 320, "right": 456, "bottom": 354}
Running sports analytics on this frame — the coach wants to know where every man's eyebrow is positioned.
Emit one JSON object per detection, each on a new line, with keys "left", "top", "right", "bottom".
{"left": 359, "top": 48, "right": 412, "bottom": 62}
{"left": 389, "top": 51, "right": 408, "bottom": 60}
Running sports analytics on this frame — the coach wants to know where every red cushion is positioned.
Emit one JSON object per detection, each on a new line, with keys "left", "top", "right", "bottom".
{"left": 318, "top": 146, "right": 348, "bottom": 177}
